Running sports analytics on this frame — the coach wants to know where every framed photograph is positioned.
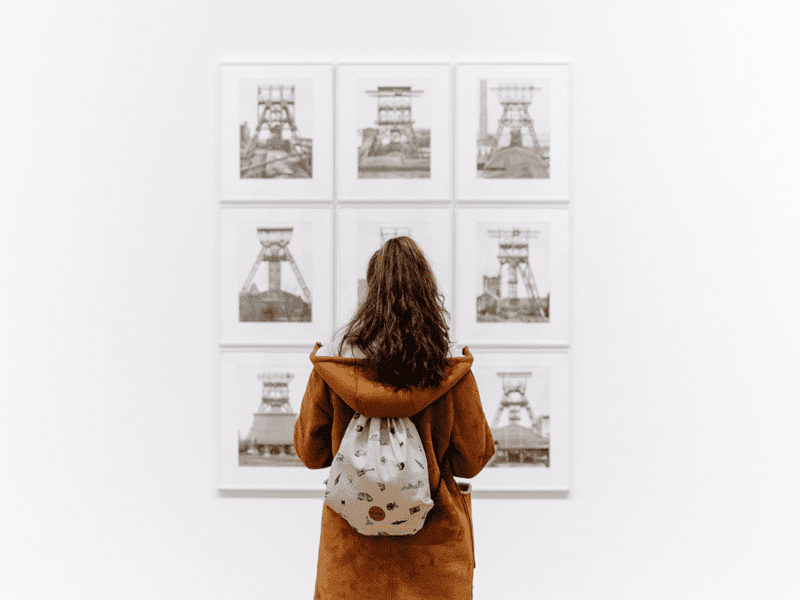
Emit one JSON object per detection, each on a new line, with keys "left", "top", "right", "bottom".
{"left": 454, "top": 206, "right": 570, "bottom": 346}
{"left": 468, "top": 348, "right": 570, "bottom": 491}
{"left": 336, "top": 63, "right": 452, "bottom": 201}
{"left": 455, "top": 63, "right": 569, "bottom": 200}
{"left": 219, "top": 205, "right": 333, "bottom": 345}
{"left": 221, "top": 63, "right": 334, "bottom": 200}
{"left": 335, "top": 205, "right": 453, "bottom": 330}
{"left": 219, "top": 348, "right": 327, "bottom": 490}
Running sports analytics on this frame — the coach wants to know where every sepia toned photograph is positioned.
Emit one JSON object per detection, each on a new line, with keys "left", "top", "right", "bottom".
{"left": 475, "top": 222, "right": 550, "bottom": 323}
{"left": 357, "top": 79, "right": 431, "bottom": 179}
{"left": 239, "top": 79, "right": 313, "bottom": 179}
{"left": 220, "top": 350, "right": 326, "bottom": 490}
{"left": 469, "top": 349, "right": 570, "bottom": 490}
{"left": 337, "top": 64, "right": 451, "bottom": 200}
{"left": 237, "top": 369, "right": 304, "bottom": 467}
{"left": 477, "top": 79, "right": 550, "bottom": 179}
{"left": 456, "top": 63, "right": 569, "bottom": 200}
{"left": 335, "top": 206, "right": 452, "bottom": 330}
{"left": 221, "top": 63, "right": 333, "bottom": 200}
{"left": 220, "top": 206, "right": 333, "bottom": 344}
{"left": 455, "top": 206, "right": 569, "bottom": 345}
{"left": 238, "top": 222, "right": 313, "bottom": 323}
{"left": 480, "top": 368, "right": 551, "bottom": 468}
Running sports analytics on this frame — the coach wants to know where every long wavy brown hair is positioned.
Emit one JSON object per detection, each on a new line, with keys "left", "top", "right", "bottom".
{"left": 338, "top": 236, "right": 452, "bottom": 390}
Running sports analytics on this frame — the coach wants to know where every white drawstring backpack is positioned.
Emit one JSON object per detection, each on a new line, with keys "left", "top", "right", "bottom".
{"left": 324, "top": 412, "right": 436, "bottom": 536}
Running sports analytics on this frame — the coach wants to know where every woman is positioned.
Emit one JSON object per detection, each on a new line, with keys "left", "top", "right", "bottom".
{"left": 294, "top": 236, "right": 495, "bottom": 600}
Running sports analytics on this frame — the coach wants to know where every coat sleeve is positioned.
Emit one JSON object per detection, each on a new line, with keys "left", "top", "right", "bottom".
{"left": 293, "top": 368, "right": 334, "bottom": 469}
{"left": 448, "top": 370, "right": 496, "bottom": 478}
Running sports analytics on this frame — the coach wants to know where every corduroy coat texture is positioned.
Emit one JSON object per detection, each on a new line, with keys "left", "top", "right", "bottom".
{"left": 294, "top": 342, "right": 495, "bottom": 600}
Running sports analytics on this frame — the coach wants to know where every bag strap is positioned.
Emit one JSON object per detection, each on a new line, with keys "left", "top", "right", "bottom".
{"left": 432, "top": 444, "right": 454, "bottom": 503}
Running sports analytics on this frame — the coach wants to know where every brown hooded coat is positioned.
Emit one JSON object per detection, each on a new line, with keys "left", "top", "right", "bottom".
{"left": 294, "top": 342, "right": 495, "bottom": 600}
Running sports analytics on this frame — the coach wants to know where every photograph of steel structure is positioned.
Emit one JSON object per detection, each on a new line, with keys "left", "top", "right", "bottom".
{"left": 477, "top": 79, "right": 550, "bottom": 179}
{"left": 455, "top": 63, "right": 568, "bottom": 201}
{"left": 221, "top": 64, "right": 333, "bottom": 201}
{"left": 468, "top": 350, "right": 569, "bottom": 491}
{"left": 336, "top": 64, "right": 450, "bottom": 200}
{"left": 220, "top": 206, "right": 332, "bottom": 345}
{"left": 239, "top": 81, "right": 313, "bottom": 179}
{"left": 238, "top": 371, "right": 303, "bottom": 467}
{"left": 454, "top": 206, "right": 569, "bottom": 345}
{"left": 335, "top": 206, "right": 452, "bottom": 331}
{"left": 357, "top": 80, "right": 432, "bottom": 179}
{"left": 484, "top": 370, "right": 550, "bottom": 467}
{"left": 239, "top": 225, "right": 312, "bottom": 323}
{"left": 219, "top": 350, "right": 325, "bottom": 490}
{"left": 475, "top": 223, "right": 550, "bottom": 323}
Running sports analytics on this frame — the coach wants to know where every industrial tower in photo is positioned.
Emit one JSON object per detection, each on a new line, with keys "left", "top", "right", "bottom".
{"left": 239, "top": 372, "right": 302, "bottom": 466}
{"left": 240, "top": 227, "right": 311, "bottom": 322}
{"left": 488, "top": 372, "right": 550, "bottom": 467}
{"left": 477, "top": 228, "right": 549, "bottom": 322}
{"left": 477, "top": 82, "right": 549, "bottom": 179}
{"left": 359, "top": 86, "right": 431, "bottom": 178}
{"left": 240, "top": 84, "right": 312, "bottom": 179}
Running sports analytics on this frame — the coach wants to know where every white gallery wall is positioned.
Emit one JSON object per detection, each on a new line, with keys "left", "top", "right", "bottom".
{"left": 1, "top": 1, "right": 798, "bottom": 598}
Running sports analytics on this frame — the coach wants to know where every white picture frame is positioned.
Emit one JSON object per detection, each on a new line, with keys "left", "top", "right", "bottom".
{"left": 221, "top": 63, "right": 334, "bottom": 200}
{"left": 335, "top": 204, "right": 453, "bottom": 331}
{"left": 468, "top": 348, "right": 570, "bottom": 491}
{"left": 219, "top": 205, "right": 333, "bottom": 345}
{"left": 455, "top": 205, "right": 570, "bottom": 346}
{"left": 219, "top": 348, "right": 328, "bottom": 490}
{"left": 455, "top": 63, "right": 569, "bottom": 200}
{"left": 336, "top": 63, "right": 452, "bottom": 201}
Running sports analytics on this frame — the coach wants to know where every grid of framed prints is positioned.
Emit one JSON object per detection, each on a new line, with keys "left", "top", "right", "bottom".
{"left": 218, "top": 62, "right": 571, "bottom": 493}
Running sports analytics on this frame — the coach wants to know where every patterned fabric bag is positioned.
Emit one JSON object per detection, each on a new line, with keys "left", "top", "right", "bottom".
{"left": 324, "top": 413, "right": 434, "bottom": 536}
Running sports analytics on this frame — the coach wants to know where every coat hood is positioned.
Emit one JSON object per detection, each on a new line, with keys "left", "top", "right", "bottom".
{"left": 309, "top": 342, "right": 474, "bottom": 418}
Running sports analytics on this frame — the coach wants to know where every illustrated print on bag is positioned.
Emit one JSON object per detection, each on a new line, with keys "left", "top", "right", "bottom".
{"left": 334, "top": 473, "right": 341, "bottom": 486}
{"left": 409, "top": 506, "right": 421, "bottom": 515}
{"left": 356, "top": 468, "right": 375, "bottom": 477}
{"left": 357, "top": 492, "right": 373, "bottom": 502}
{"left": 353, "top": 448, "right": 367, "bottom": 457}
{"left": 369, "top": 432, "right": 379, "bottom": 441}
{"left": 356, "top": 424, "right": 364, "bottom": 432}
{"left": 401, "top": 480, "right": 424, "bottom": 491}
{"left": 336, "top": 453, "right": 344, "bottom": 462}
{"left": 386, "top": 501, "right": 397, "bottom": 510}
{"left": 389, "top": 426, "right": 395, "bottom": 434}
{"left": 397, "top": 462, "right": 405, "bottom": 470}
{"left": 366, "top": 517, "right": 374, "bottom": 525}
{"left": 391, "top": 519, "right": 408, "bottom": 525}
{"left": 348, "top": 475, "right": 354, "bottom": 485}
{"left": 380, "top": 456, "right": 387, "bottom": 464}
{"left": 377, "top": 482, "right": 385, "bottom": 492}
{"left": 415, "top": 459, "right": 424, "bottom": 469}
{"left": 353, "top": 413, "right": 360, "bottom": 419}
